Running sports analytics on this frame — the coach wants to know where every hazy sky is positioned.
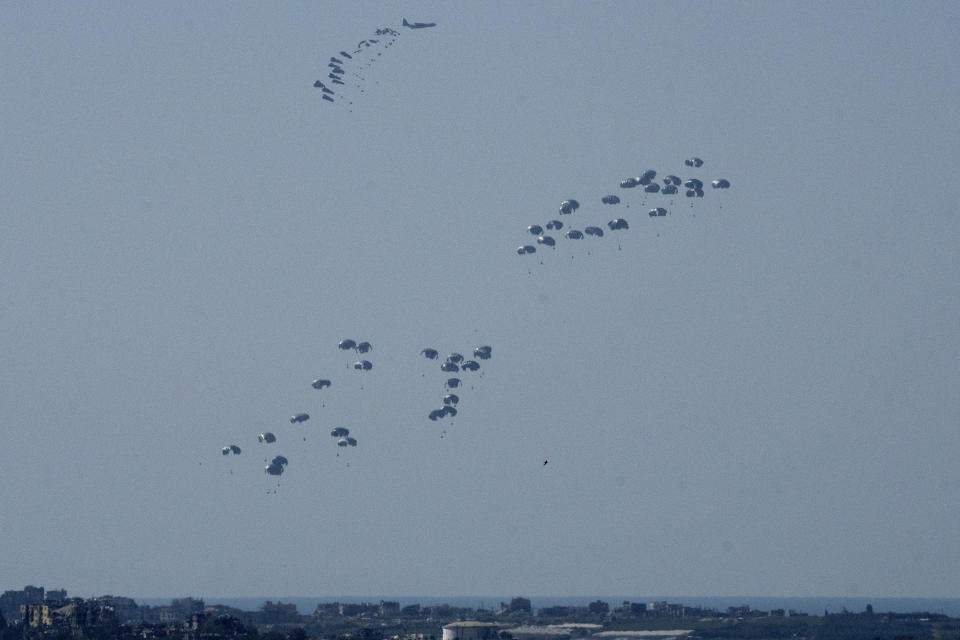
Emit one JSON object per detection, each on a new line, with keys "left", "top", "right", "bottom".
{"left": 2, "top": 1, "right": 959, "bottom": 600}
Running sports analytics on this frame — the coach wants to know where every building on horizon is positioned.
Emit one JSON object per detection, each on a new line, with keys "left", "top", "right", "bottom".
{"left": 443, "top": 621, "right": 501, "bottom": 640}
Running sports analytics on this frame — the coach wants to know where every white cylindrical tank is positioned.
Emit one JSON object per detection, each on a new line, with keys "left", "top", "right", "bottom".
{"left": 443, "top": 622, "right": 500, "bottom": 640}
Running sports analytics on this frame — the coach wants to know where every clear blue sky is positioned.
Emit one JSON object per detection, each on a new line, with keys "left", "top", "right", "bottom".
{"left": 2, "top": 1, "right": 959, "bottom": 599}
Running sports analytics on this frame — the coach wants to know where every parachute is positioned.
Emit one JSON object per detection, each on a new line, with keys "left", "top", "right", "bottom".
{"left": 608, "top": 218, "right": 629, "bottom": 230}
{"left": 639, "top": 169, "right": 657, "bottom": 184}
{"left": 601, "top": 195, "right": 621, "bottom": 205}
{"left": 290, "top": 413, "right": 310, "bottom": 423}
{"left": 265, "top": 462, "right": 284, "bottom": 476}
{"left": 712, "top": 179, "right": 731, "bottom": 188}
{"left": 338, "top": 339, "right": 357, "bottom": 350}
{"left": 421, "top": 348, "right": 439, "bottom": 359}
{"left": 353, "top": 360, "right": 373, "bottom": 370}
{"left": 312, "top": 379, "right": 332, "bottom": 389}
{"left": 330, "top": 427, "right": 350, "bottom": 437}
{"left": 259, "top": 432, "right": 277, "bottom": 443}
{"left": 584, "top": 226, "right": 604, "bottom": 237}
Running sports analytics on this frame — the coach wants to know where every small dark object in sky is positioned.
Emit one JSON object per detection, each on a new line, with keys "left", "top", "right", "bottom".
{"left": 544, "top": 460, "right": 548, "bottom": 466}
{"left": 403, "top": 18, "right": 437, "bottom": 28}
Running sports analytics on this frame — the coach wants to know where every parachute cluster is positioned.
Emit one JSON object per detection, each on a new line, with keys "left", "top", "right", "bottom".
{"left": 420, "top": 345, "right": 493, "bottom": 437}
{"left": 517, "top": 158, "right": 731, "bottom": 258}
{"left": 222, "top": 335, "right": 494, "bottom": 490}
{"left": 220, "top": 337, "right": 371, "bottom": 491}
{"left": 313, "top": 24, "right": 412, "bottom": 110}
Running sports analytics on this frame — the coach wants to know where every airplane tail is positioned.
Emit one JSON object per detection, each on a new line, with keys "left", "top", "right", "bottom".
{"left": 402, "top": 18, "right": 410, "bottom": 27}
